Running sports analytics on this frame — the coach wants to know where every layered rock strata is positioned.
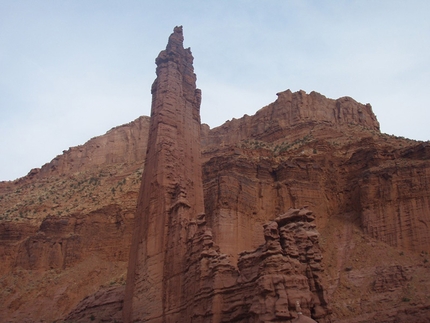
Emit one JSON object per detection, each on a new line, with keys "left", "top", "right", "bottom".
{"left": 0, "top": 204, "right": 132, "bottom": 322}
{"left": 15, "top": 205, "right": 130, "bottom": 271}
{"left": 358, "top": 143, "right": 430, "bottom": 252}
{"left": 182, "top": 207, "right": 330, "bottom": 322}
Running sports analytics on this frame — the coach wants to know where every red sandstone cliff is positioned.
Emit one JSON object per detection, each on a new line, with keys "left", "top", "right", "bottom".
{"left": 123, "top": 27, "right": 331, "bottom": 323}
{"left": 1, "top": 27, "right": 430, "bottom": 323}
{"left": 124, "top": 26, "right": 206, "bottom": 322}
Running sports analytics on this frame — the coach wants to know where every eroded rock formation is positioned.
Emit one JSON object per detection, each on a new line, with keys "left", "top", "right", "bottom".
{"left": 15, "top": 205, "right": 130, "bottom": 271}
{"left": 123, "top": 27, "right": 331, "bottom": 322}
{"left": 1, "top": 26, "right": 430, "bottom": 323}
{"left": 181, "top": 207, "right": 330, "bottom": 322}
{"left": 123, "top": 26, "right": 206, "bottom": 322}
{"left": 0, "top": 206, "right": 131, "bottom": 322}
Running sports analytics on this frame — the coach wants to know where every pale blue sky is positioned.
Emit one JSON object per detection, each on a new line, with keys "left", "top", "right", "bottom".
{"left": 1, "top": 0, "right": 429, "bottom": 181}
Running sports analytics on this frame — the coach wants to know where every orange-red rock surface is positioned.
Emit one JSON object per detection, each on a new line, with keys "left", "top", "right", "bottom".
{"left": 123, "top": 26, "right": 206, "bottom": 322}
{"left": 1, "top": 27, "right": 430, "bottom": 323}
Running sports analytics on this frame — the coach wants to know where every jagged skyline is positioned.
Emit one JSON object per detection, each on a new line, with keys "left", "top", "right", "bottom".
{"left": 1, "top": 0, "right": 429, "bottom": 181}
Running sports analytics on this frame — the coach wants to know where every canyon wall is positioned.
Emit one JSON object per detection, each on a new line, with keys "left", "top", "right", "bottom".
{"left": 0, "top": 205, "right": 133, "bottom": 322}
{"left": 358, "top": 143, "right": 430, "bottom": 251}
{"left": 1, "top": 27, "right": 430, "bottom": 323}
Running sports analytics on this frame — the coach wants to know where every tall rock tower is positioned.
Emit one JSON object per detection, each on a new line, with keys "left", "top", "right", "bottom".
{"left": 123, "top": 26, "right": 205, "bottom": 323}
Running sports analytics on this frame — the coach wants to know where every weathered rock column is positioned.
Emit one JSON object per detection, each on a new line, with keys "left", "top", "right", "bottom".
{"left": 123, "top": 26, "right": 205, "bottom": 323}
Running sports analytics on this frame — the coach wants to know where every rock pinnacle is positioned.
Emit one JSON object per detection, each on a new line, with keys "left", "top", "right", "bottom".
{"left": 123, "top": 26, "right": 204, "bottom": 323}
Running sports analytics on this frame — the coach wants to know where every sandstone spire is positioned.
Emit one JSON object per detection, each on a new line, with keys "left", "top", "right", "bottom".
{"left": 123, "top": 26, "right": 205, "bottom": 323}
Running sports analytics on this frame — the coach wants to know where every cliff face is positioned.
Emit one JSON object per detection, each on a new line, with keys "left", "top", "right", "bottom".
{"left": 123, "top": 26, "right": 330, "bottom": 323}
{"left": 0, "top": 207, "right": 131, "bottom": 322}
{"left": 358, "top": 143, "right": 430, "bottom": 251}
{"left": 1, "top": 27, "right": 430, "bottom": 323}
{"left": 201, "top": 92, "right": 429, "bottom": 262}
{"left": 178, "top": 207, "right": 330, "bottom": 322}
